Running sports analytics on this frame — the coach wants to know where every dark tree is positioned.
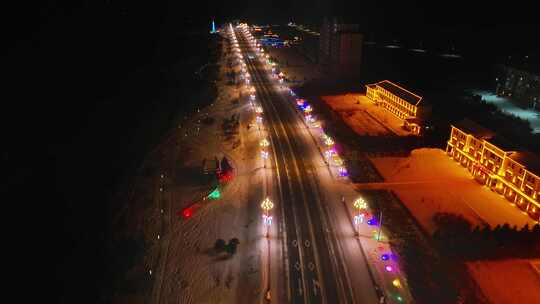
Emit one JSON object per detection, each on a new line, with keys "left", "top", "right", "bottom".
{"left": 214, "top": 239, "right": 226, "bottom": 252}
{"left": 224, "top": 238, "right": 240, "bottom": 256}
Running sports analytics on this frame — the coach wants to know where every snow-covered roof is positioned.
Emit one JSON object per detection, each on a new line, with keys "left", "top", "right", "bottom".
{"left": 508, "top": 151, "right": 540, "bottom": 176}
{"left": 376, "top": 80, "right": 422, "bottom": 106}
{"left": 452, "top": 118, "right": 495, "bottom": 140}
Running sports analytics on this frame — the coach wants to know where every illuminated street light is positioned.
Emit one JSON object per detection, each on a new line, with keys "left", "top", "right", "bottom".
{"left": 338, "top": 166, "right": 348, "bottom": 177}
{"left": 353, "top": 197, "right": 368, "bottom": 236}
{"left": 261, "top": 197, "right": 274, "bottom": 238}
{"left": 324, "top": 136, "right": 334, "bottom": 146}
{"left": 255, "top": 106, "right": 263, "bottom": 114}
{"left": 260, "top": 138, "right": 270, "bottom": 147}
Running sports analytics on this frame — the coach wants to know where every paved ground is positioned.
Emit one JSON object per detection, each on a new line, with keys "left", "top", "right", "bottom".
{"left": 368, "top": 148, "right": 539, "bottom": 233}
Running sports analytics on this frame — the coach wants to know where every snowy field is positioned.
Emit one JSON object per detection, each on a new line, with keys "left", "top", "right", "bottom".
{"left": 466, "top": 259, "right": 540, "bottom": 304}
{"left": 122, "top": 35, "right": 270, "bottom": 304}
{"left": 322, "top": 94, "right": 410, "bottom": 136}
{"left": 368, "top": 148, "right": 538, "bottom": 233}
{"left": 471, "top": 90, "right": 540, "bottom": 133}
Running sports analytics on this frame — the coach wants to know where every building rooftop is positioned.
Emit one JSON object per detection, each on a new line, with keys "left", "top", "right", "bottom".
{"left": 508, "top": 151, "right": 540, "bottom": 176}
{"left": 376, "top": 80, "right": 423, "bottom": 106}
{"left": 453, "top": 118, "right": 496, "bottom": 140}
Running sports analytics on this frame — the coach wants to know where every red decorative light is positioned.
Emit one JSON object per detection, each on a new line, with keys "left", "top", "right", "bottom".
{"left": 182, "top": 207, "right": 193, "bottom": 218}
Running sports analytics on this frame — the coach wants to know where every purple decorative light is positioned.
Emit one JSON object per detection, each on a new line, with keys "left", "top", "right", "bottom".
{"left": 385, "top": 265, "right": 393, "bottom": 272}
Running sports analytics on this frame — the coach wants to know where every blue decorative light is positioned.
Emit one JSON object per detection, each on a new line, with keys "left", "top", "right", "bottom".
{"left": 367, "top": 218, "right": 378, "bottom": 226}
{"left": 381, "top": 254, "right": 389, "bottom": 261}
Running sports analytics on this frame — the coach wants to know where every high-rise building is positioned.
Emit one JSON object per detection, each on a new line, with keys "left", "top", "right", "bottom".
{"left": 319, "top": 17, "right": 363, "bottom": 80}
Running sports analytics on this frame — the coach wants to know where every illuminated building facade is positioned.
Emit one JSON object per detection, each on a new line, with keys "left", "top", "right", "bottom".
{"left": 365, "top": 80, "right": 426, "bottom": 134}
{"left": 446, "top": 118, "right": 540, "bottom": 221}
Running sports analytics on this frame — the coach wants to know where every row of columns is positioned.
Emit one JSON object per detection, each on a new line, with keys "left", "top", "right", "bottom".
{"left": 446, "top": 144, "right": 540, "bottom": 221}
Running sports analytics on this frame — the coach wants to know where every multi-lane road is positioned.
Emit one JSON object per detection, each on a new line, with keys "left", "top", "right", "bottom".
{"left": 235, "top": 26, "right": 379, "bottom": 304}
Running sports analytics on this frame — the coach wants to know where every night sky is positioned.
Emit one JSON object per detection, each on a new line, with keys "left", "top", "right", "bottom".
{"left": 3, "top": 1, "right": 539, "bottom": 303}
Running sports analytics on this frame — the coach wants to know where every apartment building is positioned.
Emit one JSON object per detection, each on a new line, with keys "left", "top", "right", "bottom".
{"left": 446, "top": 118, "right": 540, "bottom": 221}
{"left": 319, "top": 17, "right": 363, "bottom": 79}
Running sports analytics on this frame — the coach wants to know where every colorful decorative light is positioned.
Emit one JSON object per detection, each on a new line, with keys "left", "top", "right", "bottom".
{"left": 255, "top": 106, "right": 263, "bottom": 113}
{"left": 208, "top": 188, "right": 221, "bottom": 200}
{"left": 385, "top": 265, "right": 393, "bottom": 272}
{"left": 381, "top": 254, "right": 389, "bottom": 261}
{"left": 260, "top": 138, "right": 270, "bottom": 147}
{"left": 262, "top": 214, "right": 273, "bottom": 226}
{"left": 261, "top": 150, "right": 269, "bottom": 159}
{"left": 324, "top": 137, "right": 334, "bottom": 146}
{"left": 338, "top": 166, "right": 348, "bottom": 177}
{"left": 261, "top": 197, "right": 274, "bottom": 211}
{"left": 353, "top": 214, "right": 364, "bottom": 225}
{"left": 392, "top": 279, "right": 401, "bottom": 288}
{"left": 354, "top": 197, "right": 367, "bottom": 210}
{"left": 324, "top": 149, "right": 335, "bottom": 159}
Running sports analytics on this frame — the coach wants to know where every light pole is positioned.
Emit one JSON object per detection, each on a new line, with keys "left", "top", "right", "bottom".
{"left": 353, "top": 197, "right": 367, "bottom": 237}
{"left": 261, "top": 197, "right": 274, "bottom": 238}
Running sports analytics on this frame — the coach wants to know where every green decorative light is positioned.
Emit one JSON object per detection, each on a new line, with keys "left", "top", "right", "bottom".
{"left": 208, "top": 188, "right": 221, "bottom": 200}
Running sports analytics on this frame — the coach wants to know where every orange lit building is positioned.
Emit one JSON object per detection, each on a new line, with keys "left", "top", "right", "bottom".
{"left": 365, "top": 80, "right": 427, "bottom": 134}
{"left": 446, "top": 118, "right": 540, "bottom": 221}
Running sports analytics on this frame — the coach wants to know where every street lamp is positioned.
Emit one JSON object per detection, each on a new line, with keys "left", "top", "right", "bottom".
{"left": 324, "top": 136, "right": 334, "bottom": 147}
{"left": 260, "top": 138, "right": 270, "bottom": 147}
{"left": 353, "top": 197, "right": 368, "bottom": 237}
{"left": 261, "top": 197, "right": 274, "bottom": 238}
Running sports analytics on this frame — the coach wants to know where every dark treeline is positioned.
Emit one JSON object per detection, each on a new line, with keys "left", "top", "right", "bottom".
{"left": 4, "top": 2, "right": 221, "bottom": 304}
{"left": 427, "top": 91, "right": 540, "bottom": 154}
{"left": 433, "top": 212, "right": 540, "bottom": 260}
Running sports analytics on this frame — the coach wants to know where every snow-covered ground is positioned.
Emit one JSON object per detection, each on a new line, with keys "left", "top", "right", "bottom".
{"left": 369, "top": 148, "right": 538, "bottom": 233}
{"left": 265, "top": 46, "right": 321, "bottom": 86}
{"left": 466, "top": 259, "right": 540, "bottom": 304}
{"left": 122, "top": 32, "right": 274, "bottom": 304}
{"left": 322, "top": 94, "right": 410, "bottom": 136}
{"left": 471, "top": 90, "right": 540, "bottom": 133}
